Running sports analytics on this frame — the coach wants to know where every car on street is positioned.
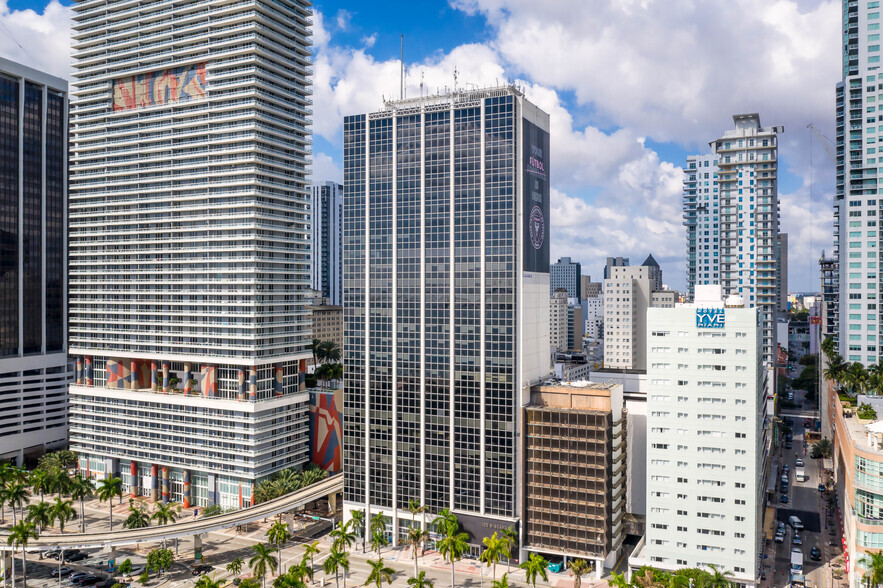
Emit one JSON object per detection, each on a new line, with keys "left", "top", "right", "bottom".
{"left": 793, "top": 534, "right": 803, "bottom": 545}
{"left": 790, "top": 515, "right": 805, "bottom": 530}
{"left": 819, "top": 483, "right": 827, "bottom": 492}
{"left": 781, "top": 494, "right": 789, "bottom": 503}
{"left": 775, "top": 532, "right": 785, "bottom": 543}
{"left": 811, "top": 547, "right": 822, "bottom": 561}
{"left": 73, "top": 576, "right": 103, "bottom": 586}
{"left": 778, "top": 521, "right": 786, "bottom": 532}
{"left": 191, "top": 565, "right": 213, "bottom": 576}
{"left": 66, "top": 552, "right": 88, "bottom": 562}
{"left": 784, "top": 464, "right": 790, "bottom": 473}
{"left": 68, "top": 573, "right": 89, "bottom": 584}
{"left": 51, "top": 568, "right": 73, "bottom": 577}
{"left": 44, "top": 548, "right": 63, "bottom": 559}
{"left": 796, "top": 458, "right": 804, "bottom": 467}
{"left": 786, "top": 442, "right": 793, "bottom": 449}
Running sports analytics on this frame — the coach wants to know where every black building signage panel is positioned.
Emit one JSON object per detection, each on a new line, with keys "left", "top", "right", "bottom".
{"left": 522, "top": 118, "right": 550, "bottom": 273}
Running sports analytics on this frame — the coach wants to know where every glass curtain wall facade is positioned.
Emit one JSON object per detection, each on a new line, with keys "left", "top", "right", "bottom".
{"left": 0, "top": 57, "right": 70, "bottom": 463}
{"left": 343, "top": 87, "right": 551, "bottom": 547}
{"left": 67, "top": 0, "right": 314, "bottom": 506}
{"left": 310, "top": 181, "right": 343, "bottom": 305}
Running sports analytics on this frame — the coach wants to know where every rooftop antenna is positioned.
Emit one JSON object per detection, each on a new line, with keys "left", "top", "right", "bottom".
{"left": 420, "top": 71, "right": 424, "bottom": 97}
{"left": 404, "top": 65, "right": 409, "bottom": 99}
{"left": 400, "top": 34, "right": 404, "bottom": 100}
{"left": 453, "top": 66, "right": 458, "bottom": 92}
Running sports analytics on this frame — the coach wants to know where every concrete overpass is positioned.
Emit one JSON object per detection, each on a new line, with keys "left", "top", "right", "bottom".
{"left": 0, "top": 474, "right": 342, "bottom": 552}
{"left": 779, "top": 410, "right": 820, "bottom": 420}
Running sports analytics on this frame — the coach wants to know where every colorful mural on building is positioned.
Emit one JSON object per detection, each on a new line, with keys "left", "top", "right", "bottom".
{"left": 112, "top": 63, "right": 207, "bottom": 111}
{"left": 309, "top": 389, "right": 342, "bottom": 472}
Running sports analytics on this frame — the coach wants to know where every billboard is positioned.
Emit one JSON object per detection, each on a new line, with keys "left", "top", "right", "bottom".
{"left": 112, "top": 63, "right": 207, "bottom": 112}
{"left": 522, "top": 118, "right": 550, "bottom": 273}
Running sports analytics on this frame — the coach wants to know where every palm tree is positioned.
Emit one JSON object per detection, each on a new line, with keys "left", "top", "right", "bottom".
{"left": 295, "top": 553, "right": 315, "bottom": 583}
{"left": 227, "top": 557, "right": 244, "bottom": 580}
{"left": 317, "top": 341, "right": 341, "bottom": 364}
{"left": 824, "top": 353, "right": 847, "bottom": 389}
{"left": 151, "top": 502, "right": 180, "bottom": 548}
{"left": 330, "top": 521, "right": 355, "bottom": 553}
{"left": 29, "top": 468, "right": 52, "bottom": 503}
{"left": 861, "top": 552, "right": 883, "bottom": 588}
{"left": 408, "top": 571, "right": 434, "bottom": 588}
{"left": 7, "top": 520, "right": 38, "bottom": 587}
{"left": 369, "top": 513, "right": 387, "bottom": 556}
{"left": 501, "top": 526, "right": 518, "bottom": 573}
{"left": 26, "top": 501, "right": 52, "bottom": 533}
{"left": 365, "top": 558, "right": 395, "bottom": 588}
{"left": 49, "top": 497, "right": 76, "bottom": 534}
{"left": 96, "top": 476, "right": 123, "bottom": 531}
{"left": 569, "top": 559, "right": 590, "bottom": 588}
{"left": 315, "top": 363, "right": 333, "bottom": 387}
{"left": 608, "top": 572, "right": 631, "bottom": 588}
{"left": 480, "top": 531, "right": 508, "bottom": 582}
{"left": 432, "top": 508, "right": 458, "bottom": 537}
{"left": 123, "top": 500, "right": 150, "bottom": 529}
{"left": 5, "top": 481, "right": 30, "bottom": 525}
{"left": 196, "top": 575, "right": 225, "bottom": 588}
{"left": 310, "top": 338, "right": 322, "bottom": 367}
{"left": 69, "top": 475, "right": 92, "bottom": 533}
{"left": 435, "top": 516, "right": 469, "bottom": 588}
{"left": 250, "top": 543, "right": 279, "bottom": 588}
{"left": 267, "top": 520, "right": 291, "bottom": 576}
{"left": 490, "top": 574, "right": 511, "bottom": 588}
{"left": 519, "top": 553, "right": 549, "bottom": 588}
{"left": 303, "top": 541, "right": 321, "bottom": 578}
{"left": 350, "top": 509, "right": 366, "bottom": 553}
{"left": 50, "top": 467, "right": 72, "bottom": 498}
{"left": 816, "top": 438, "right": 834, "bottom": 459}
{"left": 403, "top": 525, "right": 429, "bottom": 578}
{"left": 703, "top": 564, "right": 733, "bottom": 588}
{"left": 323, "top": 547, "right": 349, "bottom": 588}
{"left": 407, "top": 500, "right": 428, "bottom": 553}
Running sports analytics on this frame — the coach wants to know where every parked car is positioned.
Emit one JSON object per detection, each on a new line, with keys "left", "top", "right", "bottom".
{"left": 793, "top": 534, "right": 803, "bottom": 546}
{"left": 783, "top": 464, "right": 790, "bottom": 473}
{"left": 66, "top": 552, "right": 88, "bottom": 562}
{"left": 44, "top": 548, "right": 63, "bottom": 559}
{"left": 775, "top": 532, "right": 785, "bottom": 543}
{"left": 796, "top": 458, "right": 805, "bottom": 467}
{"left": 785, "top": 442, "right": 793, "bottom": 449}
{"left": 789, "top": 516, "right": 805, "bottom": 530}
{"left": 778, "top": 521, "right": 786, "bottom": 533}
{"left": 51, "top": 568, "right": 72, "bottom": 577}
{"left": 819, "top": 483, "right": 827, "bottom": 492}
{"left": 73, "top": 575, "right": 103, "bottom": 586}
{"left": 811, "top": 547, "right": 822, "bottom": 561}
{"left": 781, "top": 494, "right": 789, "bottom": 503}
{"left": 68, "top": 573, "right": 89, "bottom": 584}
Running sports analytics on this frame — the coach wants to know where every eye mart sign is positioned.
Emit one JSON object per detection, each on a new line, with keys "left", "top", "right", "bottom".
{"left": 696, "top": 308, "right": 725, "bottom": 329}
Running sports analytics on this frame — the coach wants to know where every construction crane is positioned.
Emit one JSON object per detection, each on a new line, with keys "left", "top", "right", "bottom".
{"left": 807, "top": 123, "right": 837, "bottom": 164}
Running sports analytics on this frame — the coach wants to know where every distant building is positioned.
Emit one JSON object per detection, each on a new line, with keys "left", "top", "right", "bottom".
{"left": 312, "top": 304, "right": 343, "bottom": 352}
{"left": 604, "top": 256, "right": 629, "bottom": 280}
{"left": 603, "top": 255, "right": 664, "bottom": 371}
{"left": 524, "top": 381, "right": 626, "bottom": 577}
{"left": 551, "top": 257, "right": 582, "bottom": 301}
{"left": 552, "top": 360, "right": 592, "bottom": 381}
{"left": 630, "top": 285, "right": 769, "bottom": 586}
{"left": 0, "top": 58, "right": 70, "bottom": 464}
{"left": 583, "top": 295, "right": 604, "bottom": 340}
{"left": 311, "top": 181, "right": 343, "bottom": 306}
{"left": 582, "top": 275, "right": 602, "bottom": 299}
{"left": 550, "top": 289, "right": 569, "bottom": 353}
{"left": 820, "top": 252, "right": 839, "bottom": 346}
{"left": 567, "top": 303, "right": 584, "bottom": 351}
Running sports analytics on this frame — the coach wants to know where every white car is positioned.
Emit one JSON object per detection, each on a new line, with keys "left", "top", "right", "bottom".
{"left": 796, "top": 458, "right": 804, "bottom": 467}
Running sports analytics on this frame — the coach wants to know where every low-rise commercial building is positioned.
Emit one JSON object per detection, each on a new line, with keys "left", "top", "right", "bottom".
{"left": 524, "top": 381, "right": 626, "bottom": 577}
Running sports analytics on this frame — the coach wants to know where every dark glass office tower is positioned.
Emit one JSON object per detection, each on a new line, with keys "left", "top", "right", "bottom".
{"left": 342, "top": 86, "right": 551, "bottom": 549}
{"left": 0, "top": 57, "right": 70, "bottom": 464}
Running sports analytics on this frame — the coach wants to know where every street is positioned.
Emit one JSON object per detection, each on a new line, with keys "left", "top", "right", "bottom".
{"left": 767, "top": 385, "right": 841, "bottom": 588}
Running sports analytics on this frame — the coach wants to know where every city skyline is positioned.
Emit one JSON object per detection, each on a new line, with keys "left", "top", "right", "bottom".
{"left": 0, "top": 0, "right": 838, "bottom": 292}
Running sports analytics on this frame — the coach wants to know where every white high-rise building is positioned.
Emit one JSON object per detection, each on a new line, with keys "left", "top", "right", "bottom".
{"left": 67, "top": 0, "right": 314, "bottom": 508}
{"left": 630, "top": 285, "right": 769, "bottom": 586}
{"left": 834, "top": 0, "right": 880, "bottom": 364}
{"left": 311, "top": 181, "right": 343, "bottom": 306}
{"left": 683, "top": 114, "right": 783, "bottom": 367}
{"left": 0, "top": 58, "right": 71, "bottom": 464}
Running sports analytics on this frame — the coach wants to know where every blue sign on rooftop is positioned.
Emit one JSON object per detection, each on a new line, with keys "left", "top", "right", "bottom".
{"left": 696, "top": 308, "right": 725, "bottom": 329}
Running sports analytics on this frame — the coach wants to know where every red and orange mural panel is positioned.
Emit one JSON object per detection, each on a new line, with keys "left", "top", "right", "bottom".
{"left": 309, "top": 389, "right": 342, "bottom": 472}
{"left": 112, "top": 63, "right": 207, "bottom": 111}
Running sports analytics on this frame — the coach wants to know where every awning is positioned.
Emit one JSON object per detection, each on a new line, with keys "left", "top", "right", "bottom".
{"left": 764, "top": 507, "right": 777, "bottom": 541}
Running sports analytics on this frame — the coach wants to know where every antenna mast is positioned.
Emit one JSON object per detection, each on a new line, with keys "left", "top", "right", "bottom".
{"left": 400, "top": 34, "right": 404, "bottom": 100}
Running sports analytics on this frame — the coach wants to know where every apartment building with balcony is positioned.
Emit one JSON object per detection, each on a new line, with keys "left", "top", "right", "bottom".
{"left": 67, "top": 0, "right": 314, "bottom": 508}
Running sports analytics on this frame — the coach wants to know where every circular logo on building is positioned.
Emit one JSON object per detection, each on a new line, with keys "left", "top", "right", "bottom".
{"left": 529, "top": 205, "right": 545, "bottom": 250}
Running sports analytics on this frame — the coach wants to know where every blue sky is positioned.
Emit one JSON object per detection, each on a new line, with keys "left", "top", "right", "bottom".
{"left": 0, "top": 0, "right": 840, "bottom": 291}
